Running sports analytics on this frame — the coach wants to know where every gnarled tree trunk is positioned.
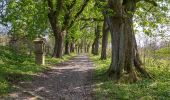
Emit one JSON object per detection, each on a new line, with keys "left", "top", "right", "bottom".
{"left": 106, "top": 0, "right": 151, "bottom": 82}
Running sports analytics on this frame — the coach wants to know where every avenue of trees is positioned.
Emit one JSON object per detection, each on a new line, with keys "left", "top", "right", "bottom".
{"left": 0, "top": 0, "right": 169, "bottom": 82}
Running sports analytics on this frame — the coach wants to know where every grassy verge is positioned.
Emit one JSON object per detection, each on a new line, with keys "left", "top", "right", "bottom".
{"left": 90, "top": 55, "right": 170, "bottom": 100}
{"left": 0, "top": 46, "right": 76, "bottom": 95}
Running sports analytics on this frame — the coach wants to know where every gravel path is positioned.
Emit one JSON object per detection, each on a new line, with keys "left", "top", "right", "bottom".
{"left": 2, "top": 55, "right": 95, "bottom": 100}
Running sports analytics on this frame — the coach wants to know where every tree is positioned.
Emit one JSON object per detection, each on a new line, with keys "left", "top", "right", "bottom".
{"left": 106, "top": 0, "right": 169, "bottom": 81}
{"left": 100, "top": 17, "right": 109, "bottom": 60}
{"left": 92, "top": 23, "right": 101, "bottom": 55}
{"left": 2, "top": 0, "right": 48, "bottom": 39}
{"left": 47, "top": 0, "right": 90, "bottom": 58}
{"left": 1, "top": 0, "right": 48, "bottom": 54}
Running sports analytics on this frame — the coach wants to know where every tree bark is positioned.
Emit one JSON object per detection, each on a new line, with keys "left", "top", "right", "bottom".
{"left": 92, "top": 24, "right": 101, "bottom": 55}
{"left": 87, "top": 43, "right": 90, "bottom": 53}
{"left": 47, "top": 0, "right": 90, "bottom": 57}
{"left": 65, "top": 40, "right": 70, "bottom": 55}
{"left": 101, "top": 18, "right": 109, "bottom": 60}
{"left": 65, "top": 33, "right": 70, "bottom": 55}
{"left": 70, "top": 42, "right": 75, "bottom": 53}
{"left": 106, "top": 0, "right": 151, "bottom": 82}
{"left": 53, "top": 33, "right": 64, "bottom": 58}
{"left": 78, "top": 45, "right": 80, "bottom": 54}
{"left": 48, "top": 0, "right": 64, "bottom": 58}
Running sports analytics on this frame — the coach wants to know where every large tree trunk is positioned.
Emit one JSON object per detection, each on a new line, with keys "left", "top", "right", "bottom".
{"left": 106, "top": 0, "right": 151, "bottom": 82}
{"left": 53, "top": 33, "right": 64, "bottom": 58}
{"left": 92, "top": 24, "right": 101, "bottom": 55}
{"left": 48, "top": 14, "right": 64, "bottom": 58}
{"left": 101, "top": 18, "right": 109, "bottom": 60}
{"left": 48, "top": 0, "right": 63, "bottom": 58}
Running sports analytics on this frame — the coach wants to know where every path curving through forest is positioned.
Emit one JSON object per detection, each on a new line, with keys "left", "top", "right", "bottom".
{"left": 2, "top": 55, "right": 95, "bottom": 100}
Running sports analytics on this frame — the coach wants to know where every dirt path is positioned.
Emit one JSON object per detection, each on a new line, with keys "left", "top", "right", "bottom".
{"left": 3, "top": 55, "right": 95, "bottom": 100}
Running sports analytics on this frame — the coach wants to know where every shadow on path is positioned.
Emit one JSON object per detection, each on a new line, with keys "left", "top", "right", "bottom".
{"left": 2, "top": 55, "right": 95, "bottom": 100}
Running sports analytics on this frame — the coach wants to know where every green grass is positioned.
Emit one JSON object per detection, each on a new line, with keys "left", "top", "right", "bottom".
{"left": 0, "top": 46, "right": 76, "bottom": 95}
{"left": 90, "top": 55, "right": 170, "bottom": 100}
{"left": 46, "top": 53, "right": 76, "bottom": 66}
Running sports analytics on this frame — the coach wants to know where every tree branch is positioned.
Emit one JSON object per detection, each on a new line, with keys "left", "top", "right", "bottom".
{"left": 55, "top": 0, "right": 63, "bottom": 17}
{"left": 68, "top": 0, "right": 90, "bottom": 29}
{"left": 62, "top": 0, "right": 77, "bottom": 31}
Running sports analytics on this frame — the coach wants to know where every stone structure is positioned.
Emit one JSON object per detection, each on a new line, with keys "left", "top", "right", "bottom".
{"left": 34, "top": 38, "right": 46, "bottom": 65}
{"left": 0, "top": 35, "right": 10, "bottom": 46}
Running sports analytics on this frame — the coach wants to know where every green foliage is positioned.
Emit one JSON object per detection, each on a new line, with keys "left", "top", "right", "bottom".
{"left": 135, "top": 0, "right": 169, "bottom": 37}
{"left": 3, "top": 0, "right": 49, "bottom": 39}
{"left": 90, "top": 55, "right": 170, "bottom": 100}
{"left": 0, "top": 46, "right": 27, "bottom": 64}
{"left": 155, "top": 47, "right": 170, "bottom": 58}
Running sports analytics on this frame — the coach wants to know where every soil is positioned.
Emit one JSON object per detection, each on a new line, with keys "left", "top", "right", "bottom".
{"left": 2, "top": 55, "right": 95, "bottom": 100}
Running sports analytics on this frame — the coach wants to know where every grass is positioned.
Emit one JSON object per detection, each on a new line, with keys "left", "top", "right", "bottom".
{"left": 90, "top": 55, "right": 170, "bottom": 100}
{"left": 0, "top": 46, "right": 76, "bottom": 95}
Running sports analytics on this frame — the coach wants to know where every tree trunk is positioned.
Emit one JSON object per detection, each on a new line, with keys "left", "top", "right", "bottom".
{"left": 47, "top": 0, "right": 65, "bottom": 58}
{"left": 78, "top": 45, "right": 80, "bottom": 54}
{"left": 80, "top": 45, "right": 83, "bottom": 53}
{"left": 48, "top": 5, "right": 64, "bottom": 58}
{"left": 65, "top": 40, "right": 70, "bottom": 55}
{"left": 53, "top": 33, "right": 64, "bottom": 58}
{"left": 92, "top": 24, "right": 101, "bottom": 55}
{"left": 85, "top": 44, "right": 90, "bottom": 53}
{"left": 84, "top": 46, "right": 87, "bottom": 53}
{"left": 91, "top": 43, "right": 95, "bottom": 54}
{"left": 87, "top": 43, "right": 90, "bottom": 53}
{"left": 75, "top": 45, "right": 78, "bottom": 54}
{"left": 101, "top": 18, "right": 109, "bottom": 60}
{"left": 70, "top": 42, "right": 75, "bottom": 53}
{"left": 106, "top": 0, "right": 151, "bottom": 82}
{"left": 65, "top": 33, "right": 70, "bottom": 55}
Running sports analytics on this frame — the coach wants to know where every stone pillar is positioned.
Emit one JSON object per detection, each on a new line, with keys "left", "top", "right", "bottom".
{"left": 34, "top": 38, "right": 46, "bottom": 65}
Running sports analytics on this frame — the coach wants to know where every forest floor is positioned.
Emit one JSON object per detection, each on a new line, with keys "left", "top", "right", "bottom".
{"left": 1, "top": 55, "right": 95, "bottom": 100}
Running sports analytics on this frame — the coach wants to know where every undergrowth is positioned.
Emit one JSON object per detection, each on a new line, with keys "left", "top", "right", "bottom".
{"left": 90, "top": 55, "right": 170, "bottom": 100}
{"left": 0, "top": 46, "right": 75, "bottom": 95}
